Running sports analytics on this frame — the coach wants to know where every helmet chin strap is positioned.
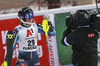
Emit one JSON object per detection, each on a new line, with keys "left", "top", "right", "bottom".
{"left": 18, "top": 17, "right": 36, "bottom": 25}
{"left": 20, "top": 19, "right": 36, "bottom": 24}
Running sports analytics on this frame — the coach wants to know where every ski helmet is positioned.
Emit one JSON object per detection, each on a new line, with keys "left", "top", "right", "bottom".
{"left": 18, "top": 7, "right": 34, "bottom": 24}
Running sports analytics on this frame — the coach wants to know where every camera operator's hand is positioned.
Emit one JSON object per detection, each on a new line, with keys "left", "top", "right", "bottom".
{"left": 89, "top": 9, "right": 99, "bottom": 16}
{"left": 67, "top": 20, "right": 73, "bottom": 30}
{"left": 63, "top": 17, "right": 73, "bottom": 37}
{"left": 89, "top": 9, "right": 99, "bottom": 23}
{"left": 66, "top": 15, "right": 73, "bottom": 30}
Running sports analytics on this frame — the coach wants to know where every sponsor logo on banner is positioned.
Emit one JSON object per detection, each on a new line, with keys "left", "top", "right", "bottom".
{"left": 48, "top": 36, "right": 55, "bottom": 66}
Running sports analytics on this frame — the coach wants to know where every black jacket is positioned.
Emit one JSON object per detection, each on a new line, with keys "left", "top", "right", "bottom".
{"left": 61, "top": 27, "right": 99, "bottom": 66}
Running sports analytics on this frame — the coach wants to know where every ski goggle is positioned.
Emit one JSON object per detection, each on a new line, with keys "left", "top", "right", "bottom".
{"left": 25, "top": 12, "right": 34, "bottom": 20}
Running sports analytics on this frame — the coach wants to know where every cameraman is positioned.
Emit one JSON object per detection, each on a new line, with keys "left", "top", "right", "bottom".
{"left": 61, "top": 10, "right": 99, "bottom": 66}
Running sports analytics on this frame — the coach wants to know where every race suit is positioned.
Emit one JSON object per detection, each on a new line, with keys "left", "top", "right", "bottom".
{"left": 5, "top": 23, "right": 56, "bottom": 66}
{"left": 61, "top": 27, "right": 99, "bottom": 66}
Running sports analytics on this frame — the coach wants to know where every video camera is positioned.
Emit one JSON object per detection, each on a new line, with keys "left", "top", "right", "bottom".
{"left": 90, "top": 10, "right": 100, "bottom": 32}
{"left": 66, "top": 9, "right": 100, "bottom": 32}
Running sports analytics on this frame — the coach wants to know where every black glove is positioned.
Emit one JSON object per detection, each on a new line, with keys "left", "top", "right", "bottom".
{"left": 89, "top": 9, "right": 99, "bottom": 16}
{"left": 64, "top": 17, "right": 73, "bottom": 37}
{"left": 48, "top": 21, "right": 52, "bottom": 27}
{"left": 66, "top": 15, "right": 73, "bottom": 29}
{"left": 66, "top": 16, "right": 70, "bottom": 26}
{"left": 90, "top": 9, "right": 99, "bottom": 20}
